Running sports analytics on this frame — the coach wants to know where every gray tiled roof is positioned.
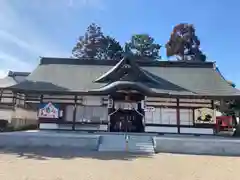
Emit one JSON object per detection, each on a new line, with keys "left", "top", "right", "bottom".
{"left": 0, "top": 71, "right": 30, "bottom": 88}
{"left": 8, "top": 57, "right": 240, "bottom": 98}
{"left": 143, "top": 66, "right": 240, "bottom": 96}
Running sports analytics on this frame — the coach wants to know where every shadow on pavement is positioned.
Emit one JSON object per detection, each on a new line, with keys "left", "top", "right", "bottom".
{"left": 0, "top": 147, "right": 154, "bottom": 161}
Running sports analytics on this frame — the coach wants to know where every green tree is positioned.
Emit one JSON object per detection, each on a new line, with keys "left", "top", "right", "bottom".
{"left": 125, "top": 34, "right": 161, "bottom": 60}
{"left": 72, "top": 23, "right": 123, "bottom": 60}
{"left": 101, "top": 36, "right": 123, "bottom": 60}
{"left": 166, "top": 23, "right": 206, "bottom": 61}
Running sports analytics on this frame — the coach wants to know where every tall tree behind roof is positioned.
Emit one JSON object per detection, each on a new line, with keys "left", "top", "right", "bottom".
{"left": 125, "top": 34, "right": 161, "bottom": 60}
{"left": 72, "top": 23, "right": 123, "bottom": 60}
{"left": 101, "top": 36, "right": 123, "bottom": 60}
{"left": 166, "top": 23, "right": 206, "bottom": 61}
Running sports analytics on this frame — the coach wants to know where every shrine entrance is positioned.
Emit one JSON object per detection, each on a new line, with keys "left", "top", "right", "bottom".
{"left": 110, "top": 109, "right": 144, "bottom": 132}
{"left": 109, "top": 93, "right": 145, "bottom": 133}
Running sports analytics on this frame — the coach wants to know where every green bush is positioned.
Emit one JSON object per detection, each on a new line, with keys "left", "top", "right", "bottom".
{"left": 14, "top": 124, "right": 38, "bottom": 131}
{"left": 2, "top": 124, "right": 38, "bottom": 132}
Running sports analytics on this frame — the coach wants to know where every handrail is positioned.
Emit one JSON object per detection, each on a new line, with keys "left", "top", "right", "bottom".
{"left": 124, "top": 134, "right": 129, "bottom": 142}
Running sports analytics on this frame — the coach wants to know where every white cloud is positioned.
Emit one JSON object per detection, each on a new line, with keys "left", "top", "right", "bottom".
{"left": 0, "top": 70, "right": 7, "bottom": 78}
{"left": 0, "top": 0, "right": 70, "bottom": 56}
{"left": 0, "top": 0, "right": 105, "bottom": 75}
{"left": 0, "top": 0, "right": 71, "bottom": 74}
{"left": 0, "top": 52, "right": 34, "bottom": 71}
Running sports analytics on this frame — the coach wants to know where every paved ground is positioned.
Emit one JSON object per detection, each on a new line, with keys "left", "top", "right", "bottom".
{"left": 0, "top": 147, "right": 239, "bottom": 180}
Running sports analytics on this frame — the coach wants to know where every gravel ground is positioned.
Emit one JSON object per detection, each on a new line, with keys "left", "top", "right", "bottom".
{"left": 0, "top": 147, "right": 239, "bottom": 180}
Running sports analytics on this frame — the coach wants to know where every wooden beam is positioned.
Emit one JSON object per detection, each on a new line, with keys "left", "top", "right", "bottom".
{"left": 176, "top": 98, "right": 180, "bottom": 133}
{"left": 192, "top": 108, "right": 195, "bottom": 126}
{"left": 211, "top": 100, "right": 214, "bottom": 110}
{"left": 72, "top": 95, "right": 77, "bottom": 131}
{"left": 12, "top": 93, "right": 16, "bottom": 106}
{"left": 0, "top": 89, "right": 3, "bottom": 102}
{"left": 40, "top": 94, "right": 43, "bottom": 103}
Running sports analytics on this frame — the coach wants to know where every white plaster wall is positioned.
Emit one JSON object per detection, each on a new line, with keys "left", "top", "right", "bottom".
{"left": 76, "top": 105, "right": 108, "bottom": 122}
{"left": 82, "top": 96, "right": 103, "bottom": 106}
{"left": 145, "top": 126, "right": 178, "bottom": 133}
{"left": 13, "top": 108, "right": 37, "bottom": 120}
{"left": 0, "top": 109, "right": 13, "bottom": 122}
{"left": 145, "top": 107, "right": 177, "bottom": 125}
{"left": 64, "top": 96, "right": 108, "bottom": 122}
{"left": 180, "top": 127, "right": 214, "bottom": 135}
{"left": 1, "top": 97, "right": 13, "bottom": 103}
{"left": 161, "top": 108, "right": 177, "bottom": 124}
{"left": 114, "top": 101, "right": 138, "bottom": 110}
{"left": 11, "top": 108, "right": 38, "bottom": 128}
{"left": 0, "top": 90, "right": 14, "bottom": 103}
{"left": 180, "top": 109, "right": 193, "bottom": 125}
{"left": 65, "top": 105, "right": 74, "bottom": 122}
{"left": 39, "top": 123, "right": 59, "bottom": 130}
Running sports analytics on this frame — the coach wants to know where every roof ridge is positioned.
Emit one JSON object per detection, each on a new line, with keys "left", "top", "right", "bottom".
{"left": 8, "top": 71, "right": 30, "bottom": 77}
{"left": 40, "top": 57, "right": 215, "bottom": 68}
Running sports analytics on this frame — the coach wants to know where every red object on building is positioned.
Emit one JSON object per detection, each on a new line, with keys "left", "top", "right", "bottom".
{"left": 216, "top": 116, "right": 233, "bottom": 132}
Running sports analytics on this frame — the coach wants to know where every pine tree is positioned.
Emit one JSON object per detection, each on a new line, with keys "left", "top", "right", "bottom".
{"left": 72, "top": 23, "right": 123, "bottom": 60}
{"left": 125, "top": 34, "right": 161, "bottom": 60}
{"left": 101, "top": 36, "right": 123, "bottom": 60}
{"left": 166, "top": 23, "right": 206, "bottom": 61}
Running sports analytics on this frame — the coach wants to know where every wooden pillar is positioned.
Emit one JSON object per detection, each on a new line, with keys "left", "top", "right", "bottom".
{"left": 12, "top": 92, "right": 16, "bottom": 107}
{"left": 211, "top": 100, "right": 214, "bottom": 110}
{"left": 176, "top": 98, "right": 180, "bottom": 134}
{"left": 192, "top": 108, "right": 195, "bottom": 126}
{"left": 107, "top": 96, "right": 114, "bottom": 132}
{"left": 72, "top": 95, "right": 77, "bottom": 131}
{"left": 0, "top": 89, "right": 3, "bottom": 102}
{"left": 40, "top": 94, "right": 43, "bottom": 103}
{"left": 38, "top": 95, "right": 43, "bottom": 128}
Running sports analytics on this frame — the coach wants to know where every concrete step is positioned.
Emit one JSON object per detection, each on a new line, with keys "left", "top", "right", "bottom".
{"left": 128, "top": 135, "right": 155, "bottom": 153}
{"left": 98, "top": 134, "right": 155, "bottom": 153}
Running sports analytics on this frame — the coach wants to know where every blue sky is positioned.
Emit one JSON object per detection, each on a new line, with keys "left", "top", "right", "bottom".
{"left": 0, "top": 0, "right": 239, "bottom": 86}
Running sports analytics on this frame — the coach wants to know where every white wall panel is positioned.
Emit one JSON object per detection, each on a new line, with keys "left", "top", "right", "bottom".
{"left": 180, "top": 127, "right": 214, "bottom": 135}
{"left": 161, "top": 108, "right": 177, "bottom": 125}
{"left": 153, "top": 108, "right": 161, "bottom": 124}
{"left": 76, "top": 105, "right": 108, "bottom": 122}
{"left": 39, "top": 123, "right": 58, "bottom": 129}
{"left": 0, "top": 109, "right": 13, "bottom": 122}
{"left": 1, "top": 97, "right": 13, "bottom": 103}
{"left": 145, "top": 108, "right": 177, "bottom": 125}
{"left": 145, "top": 111, "right": 154, "bottom": 123}
{"left": 180, "top": 109, "right": 193, "bottom": 125}
{"left": 65, "top": 105, "right": 74, "bottom": 121}
{"left": 82, "top": 96, "right": 103, "bottom": 106}
{"left": 145, "top": 126, "right": 178, "bottom": 133}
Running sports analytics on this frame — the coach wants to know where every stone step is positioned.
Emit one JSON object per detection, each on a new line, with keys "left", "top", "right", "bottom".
{"left": 128, "top": 135, "right": 155, "bottom": 153}
{"left": 129, "top": 145, "right": 154, "bottom": 148}
{"left": 129, "top": 148, "right": 154, "bottom": 152}
{"left": 98, "top": 135, "right": 155, "bottom": 153}
{"left": 99, "top": 148, "right": 127, "bottom": 152}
